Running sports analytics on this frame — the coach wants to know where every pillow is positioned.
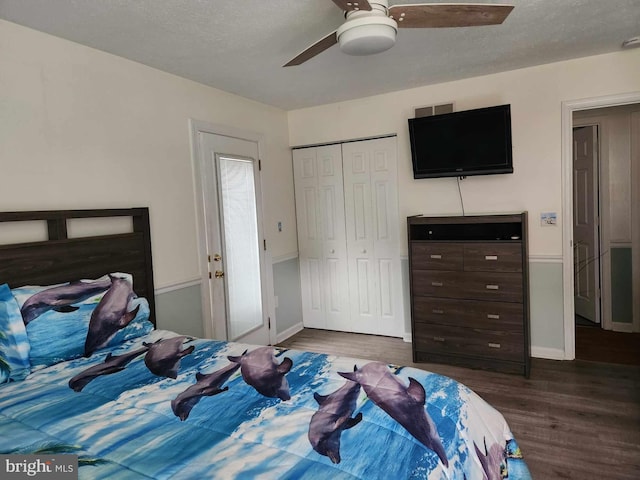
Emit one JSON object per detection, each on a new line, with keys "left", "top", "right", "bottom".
{"left": 11, "top": 273, "right": 154, "bottom": 368}
{"left": 0, "top": 283, "right": 31, "bottom": 382}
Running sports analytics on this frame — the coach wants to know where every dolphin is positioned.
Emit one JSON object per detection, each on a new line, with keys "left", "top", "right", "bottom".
{"left": 474, "top": 438, "right": 507, "bottom": 480}
{"left": 171, "top": 359, "right": 242, "bottom": 421}
{"left": 20, "top": 277, "right": 112, "bottom": 325}
{"left": 227, "top": 347, "right": 293, "bottom": 400}
{"left": 338, "top": 362, "right": 449, "bottom": 467}
{"left": 143, "top": 336, "right": 195, "bottom": 379}
{"left": 308, "top": 368, "right": 363, "bottom": 464}
{"left": 68, "top": 345, "right": 149, "bottom": 392}
{"left": 84, "top": 275, "right": 140, "bottom": 357}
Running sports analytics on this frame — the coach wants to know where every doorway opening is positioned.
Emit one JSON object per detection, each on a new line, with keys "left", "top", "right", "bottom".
{"left": 570, "top": 102, "right": 640, "bottom": 365}
{"left": 572, "top": 124, "right": 601, "bottom": 328}
{"left": 190, "top": 120, "right": 275, "bottom": 346}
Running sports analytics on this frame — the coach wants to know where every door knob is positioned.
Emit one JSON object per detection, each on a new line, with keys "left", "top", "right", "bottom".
{"left": 214, "top": 270, "right": 224, "bottom": 278}
{"left": 213, "top": 254, "right": 222, "bottom": 262}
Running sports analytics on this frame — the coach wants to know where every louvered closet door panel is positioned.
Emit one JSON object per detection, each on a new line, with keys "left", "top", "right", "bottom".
{"left": 342, "top": 137, "right": 403, "bottom": 337}
{"left": 317, "top": 144, "right": 351, "bottom": 331}
{"left": 293, "top": 147, "right": 325, "bottom": 328}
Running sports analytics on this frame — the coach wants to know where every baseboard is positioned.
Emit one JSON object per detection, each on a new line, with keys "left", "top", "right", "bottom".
{"left": 531, "top": 346, "right": 566, "bottom": 360}
{"left": 276, "top": 322, "right": 304, "bottom": 344}
{"left": 403, "top": 332, "right": 412, "bottom": 343}
{"left": 611, "top": 322, "right": 634, "bottom": 333}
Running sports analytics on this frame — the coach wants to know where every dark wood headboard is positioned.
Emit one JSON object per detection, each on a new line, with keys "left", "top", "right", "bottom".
{"left": 0, "top": 208, "right": 156, "bottom": 326}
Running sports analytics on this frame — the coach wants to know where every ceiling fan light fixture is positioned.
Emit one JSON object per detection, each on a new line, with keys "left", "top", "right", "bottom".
{"left": 337, "top": 16, "right": 397, "bottom": 56}
{"left": 284, "top": 1, "right": 515, "bottom": 66}
{"left": 621, "top": 36, "right": 640, "bottom": 49}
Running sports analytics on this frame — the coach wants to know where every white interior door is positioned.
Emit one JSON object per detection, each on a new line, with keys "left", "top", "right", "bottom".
{"left": 573, "top": 125, "right": 601, "bottom": 324}
{"left": 199, "top": 132, "right": 270, "bottom": 344}
{"left": 342, "top": 137, "right": 403, "bottom": 337}
{"left": 317, "top": 145, "right": 351, "bottom": 331}
{"left": 293, "top": 144, "right": 350, "bottom": 330}
{"left": 293, "top": 147, "right": 325, "bottom": 328}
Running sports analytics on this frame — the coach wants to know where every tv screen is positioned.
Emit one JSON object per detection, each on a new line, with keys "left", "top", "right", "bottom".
{"left": 408, "top": 104, "right": 513, "bottom": 179}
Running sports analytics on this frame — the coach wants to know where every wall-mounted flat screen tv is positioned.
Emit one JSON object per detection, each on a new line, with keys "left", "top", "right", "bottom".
{"left": 408, "top": 104, "right": 513, "bottom": 179}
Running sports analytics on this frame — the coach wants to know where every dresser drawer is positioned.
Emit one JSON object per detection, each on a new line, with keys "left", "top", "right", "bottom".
{"left": 464, "top": 243, "right": 522, "bottom": 272}
{"left": 410, "top": 243, "right": 463, "bottom": 271}
{"left": 412, "top": 297, "right": 524, "bottom": 331}
{"left": 414, "top": 324, "right": 524, "bottom": 362}
{"left": 411, "top": 270, "right": 523, "bottom": 302}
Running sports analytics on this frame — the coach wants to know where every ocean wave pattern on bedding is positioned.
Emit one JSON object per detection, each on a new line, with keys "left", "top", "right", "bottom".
{"left": 0, "top": 284, "right": 31, "bottom": 382}
{"left": 0, "top": 330, "right": 532, "bottom": 480}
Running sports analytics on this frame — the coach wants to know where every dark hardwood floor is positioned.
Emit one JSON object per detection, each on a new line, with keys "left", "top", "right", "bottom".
{"left": 277, "top": 329, "right": 640, "bottom": 480}
{"left": 575, "top": 322, "right": 640, "bottom": 365}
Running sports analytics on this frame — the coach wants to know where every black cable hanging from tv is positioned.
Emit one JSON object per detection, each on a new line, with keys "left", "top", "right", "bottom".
{"left": 457, "top": 176, "right": 466, "bottom": 216}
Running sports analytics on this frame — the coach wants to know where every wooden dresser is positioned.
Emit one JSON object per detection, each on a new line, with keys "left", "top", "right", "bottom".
{"left": 408, "top": 213, "right": 530, "bottom": 376}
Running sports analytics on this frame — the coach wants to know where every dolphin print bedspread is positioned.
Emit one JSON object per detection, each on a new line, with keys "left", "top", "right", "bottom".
{"left": 0, "top": 329, "right": 532, "bottom": 479}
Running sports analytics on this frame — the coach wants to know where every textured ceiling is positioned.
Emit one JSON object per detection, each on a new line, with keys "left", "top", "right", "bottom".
{"left": 1, "top": 0, "right": 638, "bottom": 110}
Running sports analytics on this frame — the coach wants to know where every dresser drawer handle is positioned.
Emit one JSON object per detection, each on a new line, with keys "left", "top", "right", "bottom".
{"left": 431, "top": 281, "right": 443, "bottom": 287}
{"left": 488, "top": 342, "right": 501, "bottom": 349}
{"left": 487, "top": 313, "right": 500, "bottom": 319}
{"left": 432, "top": 309, "right": 444, "bottom": 314}
{"left": 430, "top": 254, "right": 442, "bottom": 259}
{"left": 486, "top": 284, "right": 499, "bottom": 290}
{"left": 485, "top": 255, "right": 498, "bottom": 261}
{"left": 433, "top": 336, "right": 446, "bottom": 342}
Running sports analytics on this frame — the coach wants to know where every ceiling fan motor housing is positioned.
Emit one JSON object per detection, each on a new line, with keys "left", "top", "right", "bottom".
{"left": 337, "top": 1, "right": 398, "bottom": 56}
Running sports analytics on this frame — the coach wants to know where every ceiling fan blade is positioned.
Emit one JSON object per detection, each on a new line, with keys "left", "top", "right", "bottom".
{"left": 330, "top": 0, "right": 372, "bottom": 12}
{"left": 389, "top": 3, "right": 514, "bottom": 28}
{"left": 283, "top": 31, "right": 338, "bottom": 67}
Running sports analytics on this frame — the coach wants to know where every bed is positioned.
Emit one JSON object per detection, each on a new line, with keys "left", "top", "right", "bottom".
{"left": 0, "top": 208, "right": 532, "bottom": 479}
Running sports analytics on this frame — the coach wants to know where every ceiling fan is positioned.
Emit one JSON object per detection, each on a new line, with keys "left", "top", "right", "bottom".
{"left": 284, "top": 0, "right": 514, "bottom": 66}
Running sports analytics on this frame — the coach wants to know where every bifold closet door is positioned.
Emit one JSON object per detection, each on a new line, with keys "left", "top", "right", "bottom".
{"left": 292, "top": 144, "right": 350, "bottom": 330}
{"left": 342, "top": 137, "right": 404, "bottom": 337}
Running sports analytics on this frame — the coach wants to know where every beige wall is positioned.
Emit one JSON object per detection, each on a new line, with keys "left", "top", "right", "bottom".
{"left": 288, "top": 49, "right": 640, "bottom": 258}
{"left": 287, "top": 50, "right": 640, "bottom": 355}
{"left": 2, "top": 17, "right": 639, "bottom": 350}
{"left": 0, "top": 20, "right": 297, "bottom": 289}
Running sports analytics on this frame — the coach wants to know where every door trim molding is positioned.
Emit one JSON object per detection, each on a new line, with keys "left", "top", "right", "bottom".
{"left": 291, "top": 133, "right": 397, "bottom": 150}
{"left": 561, "top": 91, "right": 640, "bottom": 360}
{"left": 189, "top": 119, "right": 276, "bottom": 344}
